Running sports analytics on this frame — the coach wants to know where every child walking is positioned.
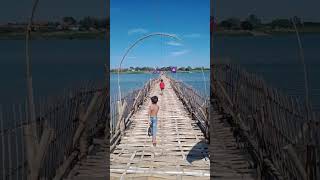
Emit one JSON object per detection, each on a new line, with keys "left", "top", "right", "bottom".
{"left": 148, "top": 96, "right": 159, "bottom": 146}
{"left": 159, "top": 79, "right": 165, "bottom": 95}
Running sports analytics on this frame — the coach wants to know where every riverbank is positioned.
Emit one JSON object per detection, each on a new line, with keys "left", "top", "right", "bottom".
{"left": 2, "top": 29, "right": 320, "bottom": 39}
{"left": 110, "top": 70, "right": 210, "bottom": 74}
{"left": 111, "top": 71, "right": 147, "bottom": 74}
{"left": 0, "top": 31, "right": 107, "bottom": 40}
{"left": 215, "top": 29, "right": 320, "bottom": 36}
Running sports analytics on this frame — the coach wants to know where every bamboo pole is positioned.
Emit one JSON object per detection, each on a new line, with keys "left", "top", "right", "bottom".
{"left": 52, "top": 151, "right": 78, "bottom": 180}
{"left": 1, "top": 107, "right": 6, "bottom": 180}
{"left": 8, "top": 127, "right": 12, "bottom": 180}
{"left": 72, "top": 92, "right": 100, "bottom": 149}
{"left": 25, "top": 0, "right": 41, "bottom": 179}
{"left": 291, "top": 18, "right": 316, "bottom": 180}
{"left": 284, "top": 144, "right": 307, "bottom": 180}
{"left": 14, "top": 118, "right": 19, "bottom": 180}
{"left": 117, "top": 33, "right": 181, "bottom": 101}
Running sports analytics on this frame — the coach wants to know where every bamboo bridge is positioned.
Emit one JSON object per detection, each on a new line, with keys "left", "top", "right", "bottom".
{"left": 1, "top": 64, "right": 319, "bottom": 180}
{"left": 110, "top": 76, "right": 211, "bottom": 179}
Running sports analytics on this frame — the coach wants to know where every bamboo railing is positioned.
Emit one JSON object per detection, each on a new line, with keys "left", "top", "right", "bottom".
{"left": 168, "top": 76, "right": 210, "bottom": 141}
{"left": 0, "top": 105, "right": 28, "bottom": 179}
{"left": 0, "top": 83, "right": 108, "bottom": 180}
{"left": 110, "top": 78, "right": 159, "bottom": 152}
{"left": 212, "top": 64, "right": 319, "bottom": 180}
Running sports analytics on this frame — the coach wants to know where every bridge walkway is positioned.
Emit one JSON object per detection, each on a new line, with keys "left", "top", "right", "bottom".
{"left": 110, "top": 77, "right": 210, "bottom": 179}
{"left": 210, "top": 101, "right": 257, "bottom": 179}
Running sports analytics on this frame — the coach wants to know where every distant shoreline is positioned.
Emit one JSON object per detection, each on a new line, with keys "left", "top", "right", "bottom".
{"left": 0, "top": 31, "right": 107, "bottom": 40}
{"left": 110, "top": 70, "right": 210, "bottom": 74}
{"left": 2, "top": 29, "right": 320, "bottom": 40}
{"left": 214, "top": 29, "right": 320, "bottom": 37}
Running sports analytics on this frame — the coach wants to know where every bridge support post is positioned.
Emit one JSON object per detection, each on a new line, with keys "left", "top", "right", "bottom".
{"left": 24, "top": 120, "right": 54, "bottom": 180}
{"left": 73, "top": 92, "right": 100, "bottom": 158}
{"left": 306, "top": 144, "right": 317, "bottom": 180}
{"left": 116, "top": 100, "right": 127, "bottom": 136}
{"left": 79, "top": 113, "right": 89, "bottom": 159}
{"left": 53, "top": 92, "right": 100, "bottom": 180}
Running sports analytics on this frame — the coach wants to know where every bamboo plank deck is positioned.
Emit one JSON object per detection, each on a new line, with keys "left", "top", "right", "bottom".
{"left": 210, "top": 106, "right": 257, "bottom": 179}
{"left": 110, "top": 77, "right": 210, "bottom": 179}
{"left": 66, "top": 138, "right": 108, "bottom": 180}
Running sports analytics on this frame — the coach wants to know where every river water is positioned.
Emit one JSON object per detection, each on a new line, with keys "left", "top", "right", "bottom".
{"left": 0, "top": 35, "right": 319, "bottom": 110}
{"left": 214, "top": 34, "right": 320, "bottom": 111}
{"left": 0, "top": 40, "right": 106, "bottom": 104}
{"left": 110, "top": 71, "right": 210, "bottom": 102}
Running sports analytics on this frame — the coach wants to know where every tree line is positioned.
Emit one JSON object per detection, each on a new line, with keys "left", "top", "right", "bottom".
{"left": 57, "top": 16, "right": 109, "bottom": 30}
{"left": 2, "top": 16, "right": 109, "bottom": 31}
{"left": 111, "top": 66, "right": 210, "bottom": 72}
{"left": 215, "top": 14, "right": 320, "bottom": 31}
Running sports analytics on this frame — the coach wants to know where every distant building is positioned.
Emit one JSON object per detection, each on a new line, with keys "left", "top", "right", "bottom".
{"left": 0, "top": 23, "right": 26, "bottom": 32}
{"left": 171, "top": 67, "right": 177, "bottom": 73}
{"left": 69, "top": 25, "right": 80, "bottom": 31}
{"left": 7, "top": 21, "right": 18, "bottom": 25}
{"left": 89, "top": 27, "right": 98, "bottom": 32}
{"left": 57, "top": 25, "right": 63, "bottom": 30}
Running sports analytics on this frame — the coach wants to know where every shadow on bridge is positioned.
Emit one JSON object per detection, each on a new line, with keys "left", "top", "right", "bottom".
{"left": 186, "top": 140, "right": 209, "bottom": 164}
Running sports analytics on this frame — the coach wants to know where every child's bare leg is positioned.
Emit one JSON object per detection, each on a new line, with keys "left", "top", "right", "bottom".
{"left": 152, "top": 129, "right": 156, "bottom": 145}
{"left": 152, "top": 137, "right": 156, "bottom": 146}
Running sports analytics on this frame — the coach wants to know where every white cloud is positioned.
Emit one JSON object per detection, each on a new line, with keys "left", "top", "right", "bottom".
{"left": 128, "top": 28, "right": 148, "bottom": 35}
{"left": 167, "top": 41, "right": 183, "bottom": 46}
{"left": 184, "top": 33, "right": 201, "bottom": 38}
{"left": 170, "top": 50, "right": 189, "bottom": 57}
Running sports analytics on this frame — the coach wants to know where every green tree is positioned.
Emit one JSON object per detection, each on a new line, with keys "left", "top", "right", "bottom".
{"left": 79, "top": 16, "right": 98, "bottom": 30}
{"left": 220, "top": 20, "right": 233, "bottom": 29}
{"left": 292, "top": 16, "right": 302, "bottom": 27}
{"left": 62, "top": 17, "right": 76, "bottom": 25}
{"left": 220, "top": 18, "right": 241, "bottom": 30}
{"left": 185, "top": 66, "right": 192, "bottom": 71}
{"left": 271, "top": 19, "right": 291, "bottom": 29}
{"left": 246, "top": 14, "right": 261, "bottom": 28}
{"left": 241, "top": 21, "right": 253, "bottom": 30}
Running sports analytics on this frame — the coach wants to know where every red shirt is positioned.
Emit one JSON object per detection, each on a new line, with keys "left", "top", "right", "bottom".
{"left": 160, "top": 82, "right": 165, "bottom": 89}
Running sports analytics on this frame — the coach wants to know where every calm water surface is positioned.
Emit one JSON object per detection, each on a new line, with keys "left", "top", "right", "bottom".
{"left": 214, "top": 34, "right": 320, "bottom": 111}
{"left": 110, "top": 72, "right": 210, "bottom": 102}
{"left": 0, "top": 40, "right": 106, "bottom": 104}
{"left": 110, "top": 73, "right": 158, "bottom": 101}
{"left": 1, "top": 35, "right": 320, "bottom": 110}
{"left": 171, "top": 71, "right": 210, "bottom": 97}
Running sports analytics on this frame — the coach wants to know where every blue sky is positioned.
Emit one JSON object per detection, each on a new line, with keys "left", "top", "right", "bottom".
{"left": 215, "top": 0, "right": 320, "bottom": 22}
{"left": 0, "top": 0, "right": 106, "bottom": 23}
{"left": 110, "top": 0, "right": 210, "bottom": 69}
